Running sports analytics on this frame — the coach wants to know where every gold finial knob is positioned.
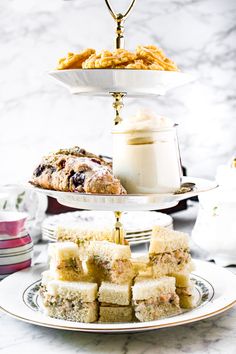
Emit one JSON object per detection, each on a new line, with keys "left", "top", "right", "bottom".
{"left": 111, "top": 92, "right": 126, "bottom": 125}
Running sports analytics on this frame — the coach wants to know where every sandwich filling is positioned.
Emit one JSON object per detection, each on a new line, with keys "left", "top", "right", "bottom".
{"left": 40, "top": 284, "right": 98, "bottom": 322}
{"left": 150, "top": 248, "right": 190, "bottom": 267}
{"left": 88, "top": 256, "right": 134, "bottom": 284}
{"left": 41, "top": 288, "right": 92, "bottom": 311}
{"left": 133, "top": 292, "right": 180, "bottom": 321}
{"left": 134, "top": 292, "right": 179, "bottom": 307}
{"left": 56, "top": 257, "right": 82, "bottom": 272}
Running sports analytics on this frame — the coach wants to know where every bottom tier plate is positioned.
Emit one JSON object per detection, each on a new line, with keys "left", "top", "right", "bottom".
{"left": 0, "top": 260, "right": 235, "bottom": 333}
{"left": 28, "top": 177, "right": 217, "bottom": 211}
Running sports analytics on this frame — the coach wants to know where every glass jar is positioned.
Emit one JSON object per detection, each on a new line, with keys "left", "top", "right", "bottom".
{"left": 112, "top": 126, "right": 182, "bottom": 194}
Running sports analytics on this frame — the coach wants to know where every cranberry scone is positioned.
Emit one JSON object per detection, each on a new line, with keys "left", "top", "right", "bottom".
{"left": 30, "top": 147, "right": 126, "bottom": 195}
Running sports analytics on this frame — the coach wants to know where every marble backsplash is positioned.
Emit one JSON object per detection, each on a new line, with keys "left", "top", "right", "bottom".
{"left": 1, "top": 0, "right": 236, "bottom": 184}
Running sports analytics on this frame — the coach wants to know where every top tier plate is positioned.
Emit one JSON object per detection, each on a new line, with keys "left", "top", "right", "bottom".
{"left": 49, "top": 69, "right": 194, "bottom": 97}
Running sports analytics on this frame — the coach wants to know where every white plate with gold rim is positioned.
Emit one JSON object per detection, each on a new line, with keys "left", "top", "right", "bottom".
{"left": 28, "top": 177, "right": 217, "bottom": 211}
{"left": 49, "top": 69, "right": 194, "bottom": 97}
{"left": 0, "top": 260, "right": 235, "bottom": 333}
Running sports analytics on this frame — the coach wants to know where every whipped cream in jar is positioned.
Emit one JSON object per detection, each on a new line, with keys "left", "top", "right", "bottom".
{"left": 112, "top": 110, "right": 182, "bottom": 194}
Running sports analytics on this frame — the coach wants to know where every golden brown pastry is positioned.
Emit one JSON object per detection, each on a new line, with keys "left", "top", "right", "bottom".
{"left": 30, "top": 147, "right": 126, "bottom": 195}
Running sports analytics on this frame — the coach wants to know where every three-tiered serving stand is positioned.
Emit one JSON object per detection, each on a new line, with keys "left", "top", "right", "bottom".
{"left": 35, "top": 0, "right": 217, "bottom": 244}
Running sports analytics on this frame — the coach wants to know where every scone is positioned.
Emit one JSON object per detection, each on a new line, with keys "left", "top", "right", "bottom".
{"left": 30, "top": 146, "right": 126, "bottom": 195}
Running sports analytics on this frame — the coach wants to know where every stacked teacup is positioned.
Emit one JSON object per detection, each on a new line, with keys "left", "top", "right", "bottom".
{"left": 0, "top": 211, "right": 33, "bottom": 280}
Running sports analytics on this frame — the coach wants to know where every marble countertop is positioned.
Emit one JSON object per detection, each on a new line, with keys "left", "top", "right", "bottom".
{"left": 1, "top": 203, "right": 236, "bottom": 354}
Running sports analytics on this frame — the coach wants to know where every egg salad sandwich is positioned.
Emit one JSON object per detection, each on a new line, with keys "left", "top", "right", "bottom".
{"left": 48, "top": 242, "right": 85, "bottom": 281}
{"left": 132, "top": 276, "right": 181, "bottom": 322}
{"left": 40, "top": 272, "right": 98, "bottom": 323}
{"left": 98, "top": 282, "right": 132, "bottom": 322}
{"left": 87, "top": 241, "right": 135, "bottom": 284}
{"left": 149, "top": 226, "right": 191, "bottom": 277}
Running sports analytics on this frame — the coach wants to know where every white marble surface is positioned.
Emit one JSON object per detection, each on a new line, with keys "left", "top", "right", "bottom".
{"left": 0, "top": 309, "right": 236, "bottom": 354}
{"left": 0, "top": 203, "right": 236, "bottom": 354}
{"left": 1, "top": 0, "right": 236, "bottom": 185}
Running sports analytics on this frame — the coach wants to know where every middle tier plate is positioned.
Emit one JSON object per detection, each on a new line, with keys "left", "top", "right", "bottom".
{"left": 29, "top": 177, "right": 217, "bottom": 211}
{"left": 49, "top": 69, "right": 194, "bottom": 97}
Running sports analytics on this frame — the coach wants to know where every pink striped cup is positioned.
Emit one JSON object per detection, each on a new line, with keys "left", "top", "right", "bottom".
{"left": 0, "top": 211, "right": 28, "bottom": 236}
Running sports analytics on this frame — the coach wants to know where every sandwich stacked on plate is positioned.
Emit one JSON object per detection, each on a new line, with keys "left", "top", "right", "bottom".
{"left": 40, "top": 242, "right": 99, "bottom": 322}
{"left": 48, "top": 242, "right": 86, "bottom": 281}
{"left": 39, "top": 226, "right": 197, "bottom": 323}
{"left": 87, "top": 241, "right": 134, "bottom": 322}
{"left": 149, "top": 226, "right": 192, "bottom": 277}
{"left": 40, "top": 271, "right": 98, "bottom": 322}
{"left": 98, "top": 282, "right": 132, "bottom": 322}
{"left": 132, "top": 276, "right": 181, "bottom": 322}
{"left": 170, "top": 270, "right": 197, "bottom": 309}
{"left": 87, "top": 241, "right": 135, "bottom": 284}
{"left": 147, "top": 226, "right": 196, "bottom": 310}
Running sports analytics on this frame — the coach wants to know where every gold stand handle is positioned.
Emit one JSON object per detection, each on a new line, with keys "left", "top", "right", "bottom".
{"left": 110, "top": 92, "right": 126, "bottom": 125}
{"left": 104, "top": 0, "right": 137, "bottom": 49}
{"left": 112, "top": 211, "right": 126, "bottom": 244}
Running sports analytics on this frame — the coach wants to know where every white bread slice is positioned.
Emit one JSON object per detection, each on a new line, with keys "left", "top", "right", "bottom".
{"left": 149, "top": 226, "right": 189, "bottom": 254}
{"left": 98, "top": 282, "right": 131, "bottom": 306}
{"left": 88, "top": 241, "right": 131, "bottom": 261}
{"left": 57, "top": 225, "right": 113, "bottom": 243}
{"left": 48, "top": 242, "right": 80, "bottom": 261}
{"left": 99, "top": 306, "right": 133, "bottom": 323}
{"left": 132, "top": 276, "right": 176, "bottom": 301}
{"left": 45, "top": 279, "right": 97, "bottom": 302}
